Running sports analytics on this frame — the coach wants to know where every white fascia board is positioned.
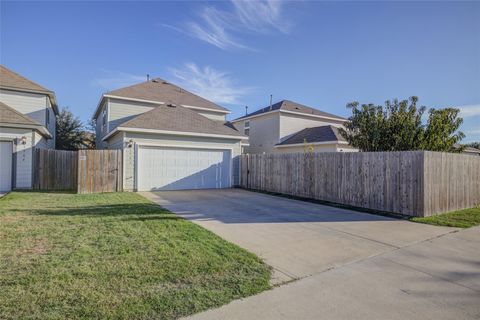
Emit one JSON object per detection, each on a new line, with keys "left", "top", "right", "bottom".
{"left": 275, "top": 141, "right": 348, "bottom": 148}
{"left": 103, "top": 127, "right": 247, "bottom": 141}
{"left": 231, "top": 109, "right": 346, "bottom": 123}
{"left": 0, "top": 123, "right": 52, "bottom": 139}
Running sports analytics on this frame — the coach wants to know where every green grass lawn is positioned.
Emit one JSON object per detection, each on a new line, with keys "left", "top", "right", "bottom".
{"left": 0, "top": 192, "right": 271, "bottom": 320}
{"left": 410, "top": 206, "right": 480, "bottom": 228}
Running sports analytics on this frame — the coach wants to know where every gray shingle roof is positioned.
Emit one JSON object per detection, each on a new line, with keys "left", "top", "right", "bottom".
{"left": 106, "top": 78, "right": 228, "bottom": 112}
{"left": 234, "top": 100, "right": 346, "bottom": 121}
{"left": 118, "top": 104, "right": 243, "bottom": 138}
{"left": 0, "top": 101, "right": 42, "bottom": 126}
{"left": 276, "top": 125, "right": 346, "bottom": 146}
{"left": 0, "top": 65, "right": 58, "bottom": 114}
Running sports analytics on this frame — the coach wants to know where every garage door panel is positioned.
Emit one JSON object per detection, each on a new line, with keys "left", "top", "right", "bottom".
{"left": 0, "top": 142, "right": 13, "bottom": 192}
{"left": 138, "top": 146, "right": 231, "bottom": 191}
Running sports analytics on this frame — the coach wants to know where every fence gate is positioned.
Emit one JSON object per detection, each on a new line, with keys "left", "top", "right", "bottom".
{"left": 33, "top": 149, "right": 123, "bottom": 193}
{"left": 77, "top": 149, "right": 123, "bottom": 194}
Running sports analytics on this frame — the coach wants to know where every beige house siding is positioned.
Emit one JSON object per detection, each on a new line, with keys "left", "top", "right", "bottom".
{"left": 279, "top": 113, "right": 345, "bottom": 142}
{"left": 240, "top": 112, "right": 280, "bottom": 154}
{"left": 34, "top": 131, "right": 48, "bottom": 149}
{"left": 0, "top": 89, "right": 48, "bottom": 126}
{"left": 121, "top": 132, "right": 242, "bottom": 191}
{"left": 0, "top": 127, "right": 34, "bottom": 189}
{"left": 104, "top": 98, "right": 228, "bottom": 142}
{"left": 106, "top": 131, "right": 125, "bottom": 150}
{"left": 45, "top": 99, "right": 55, "bottom": 149}
{"left": 108, "top": 98, "right": 156, "bottom": 133}
{"left": 194, "top": 109, "right": 227, "bottom": 121}
{"left": 95, "top": 100, "right": 110, "bottom": 149}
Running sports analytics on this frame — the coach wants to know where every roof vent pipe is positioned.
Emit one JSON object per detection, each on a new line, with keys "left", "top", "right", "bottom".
{"left": 269, "top": 94, "right": 273, "bottom": 111}
{"left": 147, "top": 74, "right": 150, "bottom": 81}
{"left": 245, "top": 105, "right": 248, "bottom": 116}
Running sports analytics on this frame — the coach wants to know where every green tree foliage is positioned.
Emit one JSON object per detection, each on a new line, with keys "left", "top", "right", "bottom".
{"left": 339, "top": 97, "right": 465, "bottom": 152}
{"left": 55, "top": 107, "right": 85, "bottom": 150}
{"left": 422, "top": 108, "right": 465, "bottom": 152}
{"left": 84, "top": 118, "right": 96, "bottom": 149}
{"left": 468, "top": 142, "right": 480, "bottom": 149}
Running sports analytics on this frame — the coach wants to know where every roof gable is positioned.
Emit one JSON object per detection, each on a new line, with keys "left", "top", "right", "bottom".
{"left": 234, "top": 100, "right": 346, "bottom": 121}
{"left": 0, "top": 101, "right": 42, "bottom": 126}
{"left": 105, "top": 78, "right": 228, "bottom": 113}
{"left": 117, "top": 103, "right": 243, "bottom": 138}
{"left": 276, "top": 125, "right": 346, "bottom": 146}
{"left": 0, "top": 65, "right": 58, "bottom": 114}
{"left": 0, "top": 101, "right": 52, "bottom": 138}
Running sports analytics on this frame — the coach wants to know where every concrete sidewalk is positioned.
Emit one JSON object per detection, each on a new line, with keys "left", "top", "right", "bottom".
{"left": 188, "top": 226, "right": 480, "bottom": 320}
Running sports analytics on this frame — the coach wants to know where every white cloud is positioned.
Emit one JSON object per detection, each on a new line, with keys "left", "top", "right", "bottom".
{"left": 91, "top": 70, "right": 146, "bottom": 90}
{"left": 167, "top": 0, "right": 291, "bottom": 50}
{"left": 231, "top": 0, "right": 291, "bottom": 34}
{"left": 186, "top": 7, "right": 248, "bottom": 50}
{"left": 169, "top": 63, "right": 253, "bottom": 105}
{"left": 458, "top": 104, "right": 480, "bottom": 118}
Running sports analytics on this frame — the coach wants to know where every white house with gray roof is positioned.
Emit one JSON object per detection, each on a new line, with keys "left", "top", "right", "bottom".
{"left": 231, "top": 100, "right": 358, "bottom": 154}
{"left": 92, "top": 78, "right": 247, "bottom": 191}
{"left": 0, "top": 65, "right": 58, "bottom": 192}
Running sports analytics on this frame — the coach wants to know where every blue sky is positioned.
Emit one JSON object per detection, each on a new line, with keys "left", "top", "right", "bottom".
{"left": 1, "top": 1, "right": 479, "bottom": 142}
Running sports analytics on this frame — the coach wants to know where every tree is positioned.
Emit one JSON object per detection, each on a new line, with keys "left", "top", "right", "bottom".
{"left": 467, "top": 142, "right": 480, "bottom": 149}
{"left": 339, "top": 97, "right": 464, "bottom": 152}
{"left": 422, "top": 108, "right": 465, "bottom": 152}
{"left": 83, "top": 118, "right": 96, "bottom": 149}
{"left": 56, "top": 107, "right": 85, "bottom": 150}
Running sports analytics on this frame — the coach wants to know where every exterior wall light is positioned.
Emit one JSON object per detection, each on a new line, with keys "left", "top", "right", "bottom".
{"left": 19, "top": 136, "right": 27, "bottom": 145}
{"left": 127, "top": 139, "right": 134, "bottom": 148}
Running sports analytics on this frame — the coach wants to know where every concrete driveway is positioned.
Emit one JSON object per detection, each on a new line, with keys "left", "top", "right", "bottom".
{"left": 143, "top": 189, "right": 480, "bottom": 319}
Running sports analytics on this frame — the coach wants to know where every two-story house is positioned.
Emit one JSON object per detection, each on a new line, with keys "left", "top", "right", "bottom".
{"left": 0, "top": 65, "right": 58, "bottom": 192}
{"left": 92, "top": 78, "right": 246, "bottom": 192}
{"left": 231, "top": 100, "right": 358, "bottom": 154}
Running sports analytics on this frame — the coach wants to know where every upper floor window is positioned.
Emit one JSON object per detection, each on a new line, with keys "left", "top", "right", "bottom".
{"left": 102, "top": 109, "right": 107, "bottom": 130}
{"left": 244, "top": 120, "right": 250, "bottom": 136}
{"left": 46, "top": 109, "right": 50, "bottom": 124}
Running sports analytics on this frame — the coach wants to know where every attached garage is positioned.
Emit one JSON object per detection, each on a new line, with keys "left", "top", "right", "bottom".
{"left": 0, "top": 141, "right": 13, "bottom": 192}
{"left": 137, "top": 146, "right": 232, "bottom": 191}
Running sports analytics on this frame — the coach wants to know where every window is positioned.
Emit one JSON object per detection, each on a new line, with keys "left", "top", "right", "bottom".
{"left": 102, "top": 109, "right": 107, "bottom": 132}
{"left": 244, "top": 120, "right": 250, "bottom": 136}
{"left": 46, "top": 109, "right": 50, "bottom": 124}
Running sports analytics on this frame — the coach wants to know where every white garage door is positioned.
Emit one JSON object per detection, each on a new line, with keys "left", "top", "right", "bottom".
{"left": 0, "top": 141, "right": 13, "bottom": 192}
{"left": 138, "top": 146, "right": 231, "bottom": 191}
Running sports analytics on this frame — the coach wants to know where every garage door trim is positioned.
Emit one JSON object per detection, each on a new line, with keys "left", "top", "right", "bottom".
{"left": 134, "top": 143, "right": 234, "bottom": 191}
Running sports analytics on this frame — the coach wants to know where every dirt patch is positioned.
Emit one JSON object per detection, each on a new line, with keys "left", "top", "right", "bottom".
{"left": 16, "top": 238, "right": 50, "bottom": 256}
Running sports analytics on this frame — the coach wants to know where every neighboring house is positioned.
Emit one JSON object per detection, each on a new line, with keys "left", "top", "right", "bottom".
{"left": 0, "top": 65, "right": 58, "bottom": 192}
{"left": 453, "top": 143, "right": 480, "bottom": 156}
{"left": 231, "top": 100, "right": 358, "bottom": 154}
{"left": 92, "top": 78, "right": 246, "bottom": 191}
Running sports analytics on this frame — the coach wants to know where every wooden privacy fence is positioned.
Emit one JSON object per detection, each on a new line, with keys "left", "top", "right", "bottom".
{"left": 241, "top": 151, "right": 480, "bottom": 217}
{"left": 33, "top": 149, "right": 123, "bottom": 193}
